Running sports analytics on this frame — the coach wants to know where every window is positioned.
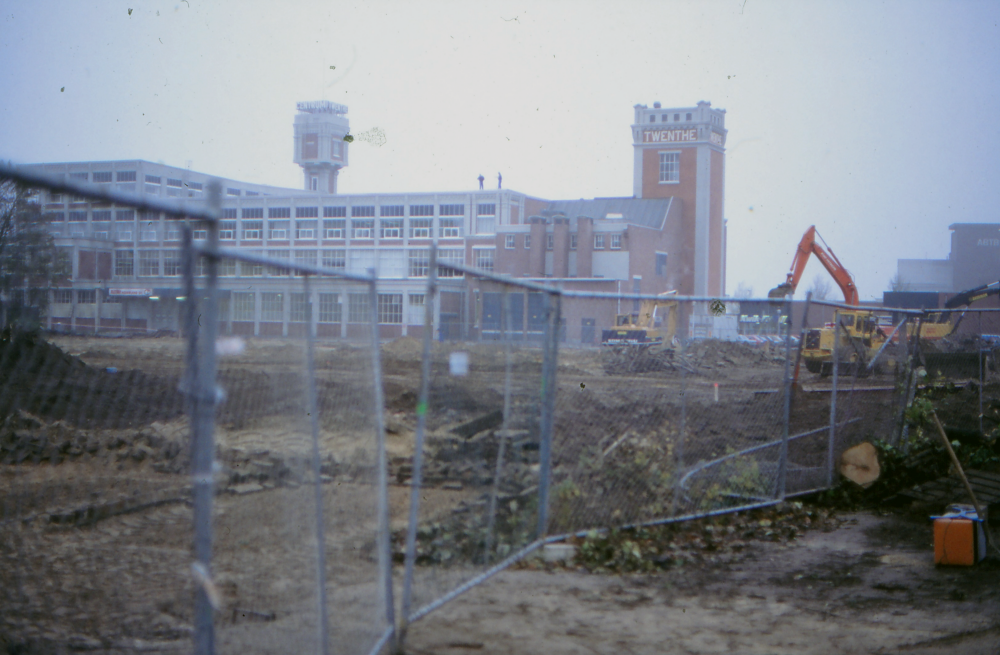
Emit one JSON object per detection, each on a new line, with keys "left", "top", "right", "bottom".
{"left": 408, "top": 249, "right": 429, "bottom": 277}
{"left": 295, "top": 220, "right": 317, "bottom": 239}
{"left": 116, "top": 229, "right": 132, "bottom": 242}
{"left": 233, "top": 292, "right": 255, "bottom": 321}
{"left": 268, "top": 220, "right": 290, "bottom": 240}
{"left": 659, "top": 152, "right": 679, "bottom": 183}
{"left": 322, "top": 249, "right": 345, "bottom": 270}
{"left": 439, "top": 204, "right": 464, "bottom": 216}
{"left": 311, "top": 177, "right": 318, "bottom": 191}
{"left": 219, "top": 258, "right": 237, "bottom": 277}
{"left": 261, "top": 293, "right": 283, "bottom": 322}
{"left": 290, "top": 293, "right": 308, "bottom": 322}
{"left": 610, "top": 234, "right": 622, "bottom": 249}
{"left": 92, "top": 210, "right": 111, "bottom": 222}
{"left": 380, "top": 219, "right": 403, "bottom": 238}
{"left": 53, "top": 289, "right": 72, "bottom": 304}
{"left": 377, "top": 294, "right": 403, "bottom": 324}
{"left": 323, "top": 206, "right": 346, "bottom": 217}
{"left": 476, "top": 203, "right": 496, "bottom": 216}
{"left": 114, "top": 250, "right": 134, "bottom": 277}
{"left": 438, "top": 249, "right": 464, "bottom": 278}
{"left": 348, "top": 293, "right": 369, "bottom": 323}
{"left": 318, "top": 293, "right": 341, "bottom": 323}
{"left": 409, "top": 204, "right": 433, "bottom": 217}
{"left": 145, "top": 175, "right": 160, "bottom": 184}
{"left": 650, "top": 115, "right": 656, "bottom": 123}
{"left": 674, "top": 113, "right": 679, "bottom": 121}
{"left": 227, "top": 188, "right": 241, "bottom": 197}
{"left": 352, "top": 219, "right": 374, "bottom": 238}
{"left": 524, "top": 234, "right": 531, "bottom": 249}
{"left": 662, "top": 114, "right": 668, "bottom": 122}
{"left": 77, "top": 289, "right": 96, "bottom": 304}
{"left": 163, "top": 250, "right": 182, "bottom": 276}
{"left": 381, "top": 205, "right": 404, "bottom": 217}
{"left": 409, "top": 218, "right": 431, "bottom": 238}
{"left": 408, "top": 294, "right": 425, "bottom": 324}
{"left": 92, "top": 172, "right": 112, "bottom": 183}
{"left": 242, "top": 207, "right": 264, "bottom": 219}
{"left": 594, "top": 234, "right": 605, "bottom": 249}
{"left": 193, "top": 230, "right": 207, "bottom": 240}
{"left": 379, "top": 249, "right": 406, "bottom": 278}
{"left": 439, "top": 218, "right": 461, "bottom": 238}
{"left": 139, "top": 250, "right": 159, "bottom": 276}
{"left": 476, "top": 215, "right": 495, "bottom": 234}
{"left": 350, "top": 205, "right": 375, "bottom": 217}
{"left": 294, "top": 250, "right": 317, "bottom": 275}
{"left": 187, "top": 181, "right": 203, "bottom": 194}
{"left": 69, "top": 211, "right": 87, "bottom": 222}
{"left": 505, "top": 235, "right": 516, "bottom": 249}
{"left": 115, "top": 210, "right": 134, "bottom": 221}
{"left": 546, "top": 234, "right": 554, "bottom": 250}
{"left": 655, "top": 252, "right": 668, "bottom": 276}
{"left": 219, "top": 221, "right": 236, "bottom": 240}
{"left": 267, "top": 250, "right": 290, "bottom": 276}
{"left": 302, "top": 133, "right": 319, "bottom": 159}
{"left": 474, "top": 248, "right": 495, "bottom": 272}
{"left": 242, "top": 220, "right": 263, "bottom": 240}
{"left": 69, "top": 172, "right": 89, "bottom": 181}
{"left": 268, "top": 207, "right": 290, "bottom": 219}
{"left": 295, "top": 206, "right": 318, "bottom": 218}
{"left": 245, "top": 191, "right": 259, "bottom": 197}
{"left": 241, "top": 250, "right": 263, "bottom": 277}
{"left": 116, "top": 171, "right": 136, "bottom": 182}
{"left": 167, "top": 178, "right": 183, "bottom": 188}
{"left": 141, "top": 226, "right": 158, "bottom": 242}
{"left": 686, "top": 112, "right": 692, "bottom": 121}
{"left": 570, "top": 234, "right": 578, "bottom": 250}
{"left": 221, "top": 208, "right": 238, "bottom": 219}
{"left": 323, "top": 219, "right": 345, "bottom": 239}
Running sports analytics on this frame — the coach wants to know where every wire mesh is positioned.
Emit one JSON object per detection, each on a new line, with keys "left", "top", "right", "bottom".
{"left": 396, "top": 274, "right": 548, "bottom": 627}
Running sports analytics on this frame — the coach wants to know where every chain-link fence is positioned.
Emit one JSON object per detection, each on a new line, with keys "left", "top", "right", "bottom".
{"left": 4, "top": 165, "right": 1000, "bottom": 654}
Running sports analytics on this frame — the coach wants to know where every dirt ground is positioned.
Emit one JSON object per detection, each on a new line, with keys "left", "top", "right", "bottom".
{"left": 2, "top": 333, "right": 999, "bottom": 654}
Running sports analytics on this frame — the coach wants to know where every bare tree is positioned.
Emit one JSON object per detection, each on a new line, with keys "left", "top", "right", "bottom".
{"left": 807, "top": 274, "right": 832, "bottom": 300}
{"left": 733, "top": 282, "right": 754, "bottom": 298}
{"left": 887, "top": 272, "right": 908, "bottom": 292}
{"left": 0, "top": 178, "right": 70, "bottom": 329}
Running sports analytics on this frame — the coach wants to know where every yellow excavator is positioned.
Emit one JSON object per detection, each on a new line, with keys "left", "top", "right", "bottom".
{"left": 601, "top": 292, "right": 690, "bottom": 374}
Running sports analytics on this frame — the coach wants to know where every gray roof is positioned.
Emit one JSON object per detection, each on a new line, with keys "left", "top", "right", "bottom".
{"left": 540, "top": 197, "right": 674, "bottom": 230}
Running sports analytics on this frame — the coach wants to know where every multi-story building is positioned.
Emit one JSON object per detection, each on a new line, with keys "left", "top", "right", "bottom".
{"left": 20, "top": 99, "right": 728, "bottom": 342}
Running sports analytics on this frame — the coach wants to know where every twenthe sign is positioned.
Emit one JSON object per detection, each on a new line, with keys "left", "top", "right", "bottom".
{"left": 642, "top": 129, "right": 697, "bottom": 143}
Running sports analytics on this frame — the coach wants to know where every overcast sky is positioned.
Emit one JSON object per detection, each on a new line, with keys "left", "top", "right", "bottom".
{"left": 2, "top": 1, "right": 998, "bottom": 301}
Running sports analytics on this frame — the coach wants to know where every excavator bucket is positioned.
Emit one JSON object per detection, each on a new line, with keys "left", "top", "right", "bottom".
{"left": 767, "top": 283, "right": 793, "bottom": 299}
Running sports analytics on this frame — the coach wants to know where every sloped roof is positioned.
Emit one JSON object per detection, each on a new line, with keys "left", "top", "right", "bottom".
{"left": 541, "top": 196, "right": 674, "bottom": 230}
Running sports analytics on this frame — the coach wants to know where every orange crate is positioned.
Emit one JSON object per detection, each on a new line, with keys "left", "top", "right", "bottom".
{"left": 934, "top": 517, "right": 986, "bottom": 566}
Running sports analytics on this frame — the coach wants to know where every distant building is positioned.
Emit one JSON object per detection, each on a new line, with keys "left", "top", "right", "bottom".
{"left": 896, "top": 223, "right": 1000, "bottom": 294}
{"left": 18, "top": 100, "right": 728, "bottom": 342}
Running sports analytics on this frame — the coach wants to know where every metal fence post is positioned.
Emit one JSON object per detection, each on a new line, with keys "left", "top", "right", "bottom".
{"left": 827, "top": 309, "right": 839, "bottom": 488}
{"left": 671, "top": 366, "right": 687, "bottom": 516}
{"left": 191, "top": 180, "right": 221, "bottom": 655}
{"left": 400, "top": 245, "right": 437, "bottom": 646}
{"left": 536, "top": 291, "right": 561, "bottom": 539}
{"left": 302, "top": 274, "right": 330, "bottom": 655}
{"left": 366, "top": 271, "right": 397, "bottom": 650}
{"left": 484, "top": 287, "right": 514, "bottom": 564}
{"left": 979, "top": 311, "right": 984, "bottom": 436}
{"left": 776, "top": 299, "right": 793, "bottom": 501}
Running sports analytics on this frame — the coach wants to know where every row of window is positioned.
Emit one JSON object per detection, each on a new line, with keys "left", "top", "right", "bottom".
{"left": 108, "top": 248, "right": 486, "bottom": 278}
{"left": 501, "top": 234, "right": 622, "bottom": 250}
{"left": 649, "top": 112, "right": 693, "bottom": 123}
{"left": 232, "top": 291, "right": 422, "bottom": 325}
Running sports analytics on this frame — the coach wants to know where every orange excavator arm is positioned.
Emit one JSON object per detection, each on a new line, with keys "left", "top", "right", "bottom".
{"left": 768, "top": 225, "right": 860, "bottom": 305}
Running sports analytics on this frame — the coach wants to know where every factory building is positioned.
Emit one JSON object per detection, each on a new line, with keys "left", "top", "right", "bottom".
{"left": 18, "top": 100, "right": 728, "bottom": 342}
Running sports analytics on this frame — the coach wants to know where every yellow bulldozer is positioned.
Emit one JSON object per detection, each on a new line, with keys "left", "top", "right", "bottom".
{"left": 600, "top": 292, "right": 693, "bottom": 374}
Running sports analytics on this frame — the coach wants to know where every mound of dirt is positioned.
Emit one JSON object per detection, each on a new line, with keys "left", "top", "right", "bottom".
{"left": 0, "top": 329, "right": 186, "bottom": 429}
{"left": 681, "top": 339, "right": 786, "bottom": 369}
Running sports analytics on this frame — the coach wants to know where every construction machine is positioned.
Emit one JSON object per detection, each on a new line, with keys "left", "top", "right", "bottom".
{"left": 601, "top": 292, "right": 689, "bottom": 374}
{"left": 801, "top": 281, "right": 1000, "bottom": 377}
{"left": 768, "top": 225, "right": 860, "bottom": 305}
